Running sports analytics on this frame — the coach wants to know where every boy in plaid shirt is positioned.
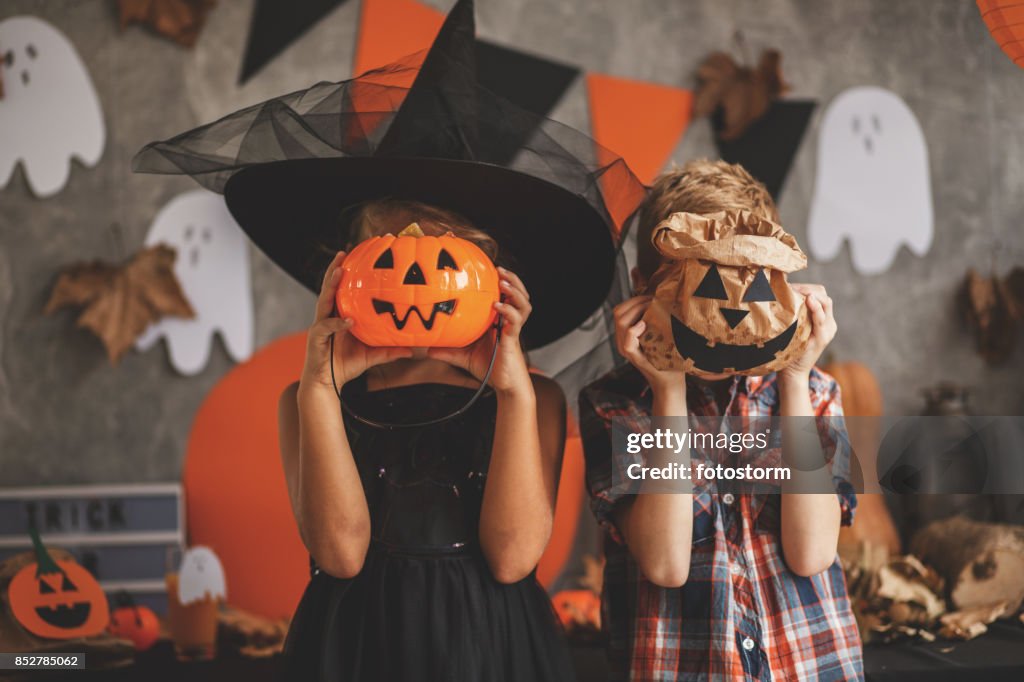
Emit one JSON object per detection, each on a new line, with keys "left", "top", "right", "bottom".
{"left": 581, "top": 160, "right": 863, "bottom": 681}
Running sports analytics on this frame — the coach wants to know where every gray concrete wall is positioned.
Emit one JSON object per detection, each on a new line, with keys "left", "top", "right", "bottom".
{"left": 2, "top": 0, "right": 1023, "bottom": 487}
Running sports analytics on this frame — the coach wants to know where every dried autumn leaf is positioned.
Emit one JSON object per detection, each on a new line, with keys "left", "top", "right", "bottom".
{"left": 694, "top": 49, "right": 788, "bottom": 141}
{"left": 938, "top": 601, "right": 1010, "bottom": 640}
{"left": 117, "top": 0, "right": 216, "bottom": 48}
{"left": 45, "top": 244, "right": 195, "bottom": 364}
{"left": 961, "top": 268, "right": 1018, "bottom": 365}
{"left": 875, "top": 555, "right": 945, "bottom": 622}
{"left": 1005, "top": 266, "right": 1024, "bottom": 316}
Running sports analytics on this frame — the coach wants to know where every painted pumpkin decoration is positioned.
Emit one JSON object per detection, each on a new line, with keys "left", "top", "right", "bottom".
{"left": 640, "top": 209, "right": 811, "bottom": 378}
{"left": 7, "top": 526, "right": 109, "bottom": 639}
{"left": 336, "top": 223, "right": 499, "bottom": 347}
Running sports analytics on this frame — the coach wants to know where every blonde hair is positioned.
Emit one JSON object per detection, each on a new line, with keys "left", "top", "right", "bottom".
{"left": 346, "top": 198, "right": 500, "bottom": 262}
{"left": 635, "top": 159, "right": 778, "bottom": 280}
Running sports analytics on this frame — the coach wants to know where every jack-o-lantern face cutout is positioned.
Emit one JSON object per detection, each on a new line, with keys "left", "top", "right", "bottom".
{"left": 8, "top": 527, "right": 109, "bottom": 639}
{"left": 336, "top": 223, "right": 499, "bottom": 347}
{"left": 640, "top": 210, "right": 811, "bottom": 378}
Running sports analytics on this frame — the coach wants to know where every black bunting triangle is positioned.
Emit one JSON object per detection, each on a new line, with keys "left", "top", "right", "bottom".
{"left": 713, "top": 100, "right": 815, "bottom": 200}
{"left": 475, "top": 40, "right": 579, "bottom": 119}
{"left": 239, "top": 0, "right": 351, "bottom": 84}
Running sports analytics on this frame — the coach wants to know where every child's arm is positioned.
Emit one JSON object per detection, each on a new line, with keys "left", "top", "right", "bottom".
{"left": 778, "top": 284, "right": 842, "bottom": 577}
{"left": 431, "top": 268, "right": 564, "bottom": 583}
{"left": 480, "top": 373, "right": 565, "bottom": 583}
{"left": 280, "top": 251, "right": 411, "bottom": 579}
{"left": 611, "top": 296, "right": 694, "bottom": 588}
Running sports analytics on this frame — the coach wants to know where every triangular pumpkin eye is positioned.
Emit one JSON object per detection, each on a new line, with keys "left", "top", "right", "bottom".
{"left": 61, "top": 574, "right": 78, "bottom": 592}
{"left": 374, "top": 249, "right": 394, "bottom": 269}
{"left": 436, "top": 248, "right": 457, "bottom": 270}
{"left": 693, "top": 264, "right": 728, "bottom": 300}
{"left": 39, "top": 577, "right": 56, "bottom": 594}
{"left": 742, "top": 268, "right": 776, "bottom": 303}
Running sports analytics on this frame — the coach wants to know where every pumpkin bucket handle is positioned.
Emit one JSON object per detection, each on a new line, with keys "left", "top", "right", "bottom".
{"left": 328, "top": 312, "right": 503, "bottom": 430}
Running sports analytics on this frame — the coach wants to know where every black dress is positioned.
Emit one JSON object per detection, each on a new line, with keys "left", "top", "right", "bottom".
{"left": 279, "top": 378, "right": 576, "bottom": 682}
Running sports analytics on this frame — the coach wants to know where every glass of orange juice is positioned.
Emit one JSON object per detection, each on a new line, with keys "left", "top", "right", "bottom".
{"left": 165, "top": 546, "right": 220, "bottom": 661}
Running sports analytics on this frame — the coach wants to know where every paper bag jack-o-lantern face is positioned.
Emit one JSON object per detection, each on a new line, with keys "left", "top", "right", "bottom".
{"left": 336, "top": 223, "right": 500, "bottom": 348}
{"left": 640, "top": 210, "right": 811, "bottom": 378}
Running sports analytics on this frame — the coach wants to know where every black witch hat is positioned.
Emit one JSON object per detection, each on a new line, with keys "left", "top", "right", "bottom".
{"left": 133, "top": 0, "right": 644, "bottom": 349}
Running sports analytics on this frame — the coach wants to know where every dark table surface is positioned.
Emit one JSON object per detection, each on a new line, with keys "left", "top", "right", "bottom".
{"left": 12, "top": 623, "right": 1024, "bottom": 682}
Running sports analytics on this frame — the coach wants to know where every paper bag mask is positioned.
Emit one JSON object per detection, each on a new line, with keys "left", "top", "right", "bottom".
{"left": 640, "top": 210, "right": 811, "bottom": 378}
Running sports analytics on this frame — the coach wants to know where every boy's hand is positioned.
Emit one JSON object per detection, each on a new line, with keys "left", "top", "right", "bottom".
{"left": 613, "top": 296, "right": 685, "bottom": 395}
{"left": 780, "top": 283, "right": 837, "bottom": 383}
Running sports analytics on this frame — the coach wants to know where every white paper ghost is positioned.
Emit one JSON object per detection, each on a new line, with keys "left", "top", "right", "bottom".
{"left": 807, "top": 86, "right": 933, "bottom": 275}
{"left": 176, "top": 546, "right": 227, "bottom": 605}
{"left": 136, "top": 190, "right": 254, "bottom": 375}
{"left": 0, "top": 16, "right": 105, "bottom": 197}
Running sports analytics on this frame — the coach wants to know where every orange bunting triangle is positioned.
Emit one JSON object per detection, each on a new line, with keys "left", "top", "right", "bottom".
{"left": 586, "top": 73, "right": 693, "bottom": 185}
{"left": 354, "top": 0, "right": 445, "bottom": 81}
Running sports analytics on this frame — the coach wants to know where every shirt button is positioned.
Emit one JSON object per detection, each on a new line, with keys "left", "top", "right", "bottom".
{"left": 730, "top": 563, "right": 744, "bottom": 576}
{"left": 722, "top": 493, "right": 735, "bottom": 505}
{"left": 742, "top": 637, "right": 756, "bottom": 652}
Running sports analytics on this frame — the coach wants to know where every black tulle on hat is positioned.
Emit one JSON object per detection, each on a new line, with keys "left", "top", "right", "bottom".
{"left": 132, "top": 0, "right": 644, "bottom": 349}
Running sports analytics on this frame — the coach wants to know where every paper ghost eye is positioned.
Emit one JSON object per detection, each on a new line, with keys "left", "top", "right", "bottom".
{"left": 373, "top": 248, "right": 394, "bottom": 269}
{"left": 693, "top": 264, "right": 728, "bottom": 300}
{"left": 22, "top": 71, "right": 29, "bottom": 86}
{"left": 436, "top": 248, "right": 457, "bottom": 270}
{"left": 26, "top": 44, "right": 37, "bottom": 59}
{"left": 872, "top": 114, "right": 881, "bottom": 133}
{"left": 851, "top": 116, "right": 860, "bottom": 134}
{"left": 741, "top": 269, "right": 776, "bottom": 303}
{"left": 3, "top": 51, "right": 12, "bottom": 67}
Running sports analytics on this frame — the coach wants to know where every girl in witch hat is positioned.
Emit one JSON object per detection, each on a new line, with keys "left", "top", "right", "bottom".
{"left": 134, "top": 0, "right": 643, "bottom": 679}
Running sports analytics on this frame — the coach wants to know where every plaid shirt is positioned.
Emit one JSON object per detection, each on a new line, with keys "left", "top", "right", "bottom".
{"left": 580, "top": 364, "right": 863, "bottom": 681}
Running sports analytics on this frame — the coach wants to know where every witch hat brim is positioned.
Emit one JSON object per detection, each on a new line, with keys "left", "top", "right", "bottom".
{"left": 224, "top": 157, "right": 615, "bottom": 349}
{"left": 133, "top": 0, "right": 644, "bottom": 349}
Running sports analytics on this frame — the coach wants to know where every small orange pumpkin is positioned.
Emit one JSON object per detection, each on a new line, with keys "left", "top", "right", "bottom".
{"left": 551, "top": 589, "right": 601, "bottom": 630}
{"left": 823, "top": 360, "right": 901, "bottom": 555}
{"left": 108, "top": 592, "right": 161, "bottom": 651}
{"left": 336, "top": 223, "right": 499, "bottom": 347}
{"left": 8, "top": 527, "right": 109, "bottom": 639}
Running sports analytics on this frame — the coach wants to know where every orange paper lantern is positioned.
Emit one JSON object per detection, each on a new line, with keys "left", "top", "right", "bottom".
{"left": 978, "top": 0, "right": 1024, "bottom": 68}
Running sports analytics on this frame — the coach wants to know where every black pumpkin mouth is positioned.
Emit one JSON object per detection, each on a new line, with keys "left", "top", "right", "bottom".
{"left": 372, "top": 299, "right": 457, "bottom": 331}
{"left": 671, "top": 315, "right": 798, "bottom": 373}
{"left": 35, "top": 602, "right": 91, "bottom": 629}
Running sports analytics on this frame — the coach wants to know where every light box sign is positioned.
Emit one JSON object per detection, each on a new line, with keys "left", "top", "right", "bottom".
{"left": 0, "top": 484, "right": 183, "bottom": 614}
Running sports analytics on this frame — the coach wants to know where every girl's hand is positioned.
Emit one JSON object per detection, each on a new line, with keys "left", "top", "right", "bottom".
{"left": 780, "top": 283, "right": 838, "bottom": 383}
{"left": 429, "top": 267, "right": 533, "bottom": 396}
{"left": 613, "top": 295, "right": 685, "bottom": 396}
{"left": 300, "top": 251, "right": 411, "bottom": 392}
